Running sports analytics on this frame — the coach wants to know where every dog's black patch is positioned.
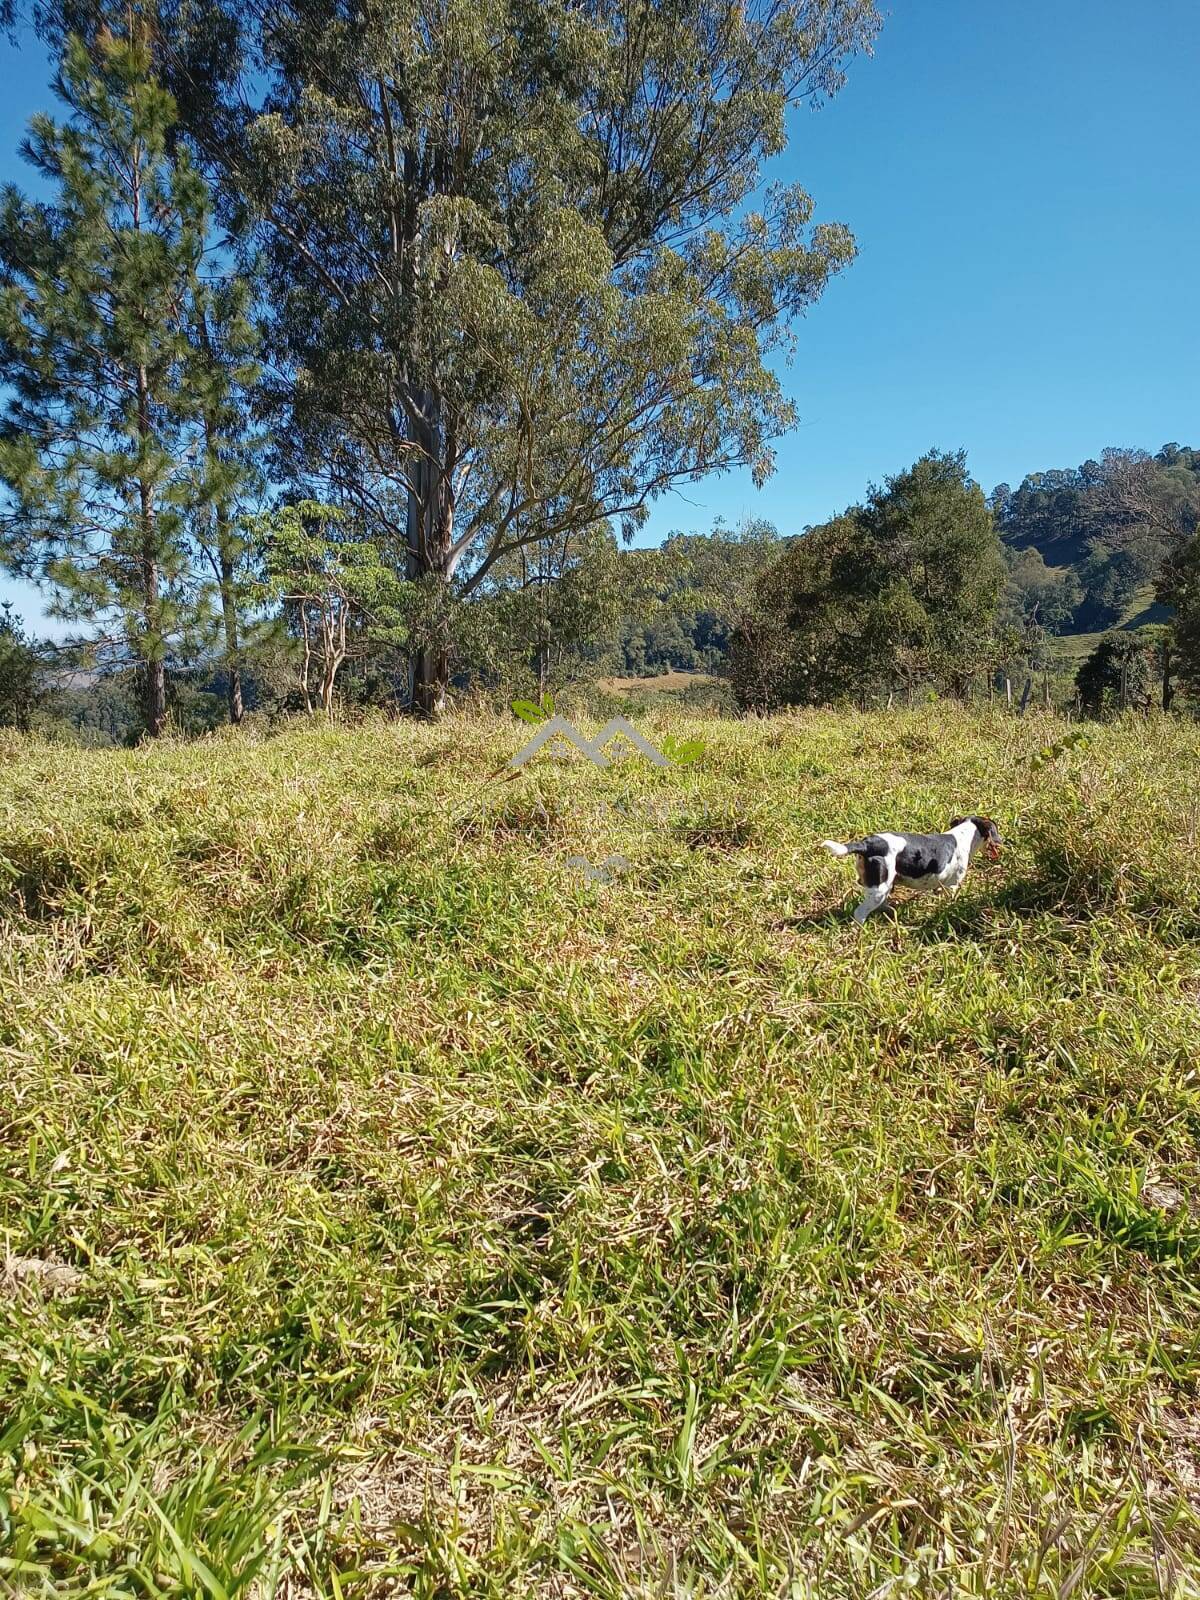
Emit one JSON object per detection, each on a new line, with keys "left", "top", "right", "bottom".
{"left": 952, "top": 815, "right": 1004, "bottom": 860}
{"left": 895, "top": 832, "right": 957, "bottom": 884}
{"left": 953, "top": 814, "right": 1002, "bottom": 842}
{"left": 862, "top": 849, "right": 890, "bottom": 888}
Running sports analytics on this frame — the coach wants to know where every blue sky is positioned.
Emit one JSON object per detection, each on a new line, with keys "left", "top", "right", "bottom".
{"left": 2, "top": 0, "right": 1198, "bottom": 628}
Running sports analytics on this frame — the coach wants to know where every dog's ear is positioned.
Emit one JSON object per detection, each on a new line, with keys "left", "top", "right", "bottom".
{"left": 950, "top": 816, "right": 967, "bottom": 829}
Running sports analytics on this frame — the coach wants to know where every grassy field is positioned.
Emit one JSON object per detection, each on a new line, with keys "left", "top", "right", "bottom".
{"left": 1045, "top": 582, "right": 1173, "bottom": 677}
{"left": 595, "top": 672, "right": 719, "bottom": 694}
{"left": 3, "top": 708, "right": 1200, "bottom": 1598}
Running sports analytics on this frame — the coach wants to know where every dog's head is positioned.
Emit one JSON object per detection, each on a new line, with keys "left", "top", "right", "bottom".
{"left": 952, "top": 815, "right": 1004, "bottom": 861}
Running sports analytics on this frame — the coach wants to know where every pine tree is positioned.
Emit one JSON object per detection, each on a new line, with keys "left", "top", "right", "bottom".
{"left": 0, "top": 14, "right": 221, "bottom": 735}
{"left": 190, "top": 275, "right": 263, "bottom": 724}
{"left": 0, "top": 604, "right": 42, "bottom": 729}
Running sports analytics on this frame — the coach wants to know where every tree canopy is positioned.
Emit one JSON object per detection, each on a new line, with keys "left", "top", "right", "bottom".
{"left": 732, "top": 450, "right": 1005, "bottom": 708}
{"left": 156, "top": 0, "right": 879, "bottom": 709}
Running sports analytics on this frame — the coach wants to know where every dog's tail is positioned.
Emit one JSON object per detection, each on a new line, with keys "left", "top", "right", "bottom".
{"left": 821, "top": 838, "right": 873, "bottom": 860}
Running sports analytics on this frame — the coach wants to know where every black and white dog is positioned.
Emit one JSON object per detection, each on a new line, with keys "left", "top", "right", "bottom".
{"left": 821, "top": 816, "right": 1004, "bottom": 924}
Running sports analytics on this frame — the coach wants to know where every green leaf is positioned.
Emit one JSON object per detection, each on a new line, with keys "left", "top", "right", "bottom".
{"left": 661, "top": 735, "right": 704, "bottom": 766}
{"left": 511, "top": 700, "right": 548, "bottom": 725}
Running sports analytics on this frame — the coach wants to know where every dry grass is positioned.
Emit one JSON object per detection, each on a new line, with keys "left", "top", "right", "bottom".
{"left": 2, "top": 707, "right": 1200, "bottom": 1597}
{"left": 595, "top": 672, "right": 717, "bottom": 693}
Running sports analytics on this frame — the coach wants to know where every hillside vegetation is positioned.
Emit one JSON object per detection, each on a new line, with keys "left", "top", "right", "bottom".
{"left": 3, "top": 710, "right": 1200, "bottom": 1597}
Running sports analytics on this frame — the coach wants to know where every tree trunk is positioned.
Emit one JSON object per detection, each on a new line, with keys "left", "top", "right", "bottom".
{"left": 132, "top": 133, "right": 166, "bottom": 740}
{"left": 219, "top": 542, "right": 244, "bottom": 724}
{"left": 203, "top": 387, "right": 245, "bottom": 726}
{"left": 1017, "top": 676, "right": 1032, "bottom": 716}
{"left": 144, "top": 652, "right": 167, "bottom": 738}
{"left": 413, "top": 646, "right": 448, "bottom": 717}
{"left": 319, "top": 607, "right": 335, "bottom": 716}
{"left": 136, "top": 408, "right": 166, "bottom": 737}
{"left": 321, "top": 599, "right": 348, "bottom": 714}
{"left": 537, "top": 542, "right": 550, "bottom": 699}
{"left": 537, "top": 640, "right": 550, "bottom": 701}
{"left": 404, "top": 391, "right": 455, "bottom": 718}
{"left": 1162, "top": 641, "right": 1174, "bottom": 712}
{"left": 298, "top": 607, "right": 313, "bottom": 714}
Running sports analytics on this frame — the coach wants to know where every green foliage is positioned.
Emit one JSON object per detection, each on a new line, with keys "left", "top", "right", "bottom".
{"left": 1073, "top": 540, "right": 1154, "bottom": 631}
{"left": 993, "top": 444, "right": 1200, "bottom": 636}
{"left": 0, "top": 17, "right": 241, "bottom": 735}
{"left": 657, "top": 733, "right": 704, "bottom": 765}
{"left": 252, "top": 501, "right": 410, "bottom": 714}
{"left": 0, "top": 605, "right": 42, "bottom": 729}
{"left": 455, "top": 520, "right": 773, "bottom": 703}
{"left": 1074, "top": 630, "right": 1157, "bottom": 715}
{"left": 610, "top": 519, "right": 782, "bottom": 676}
{"left": 473, "top": 527, "right": 632, "bottom": 700}
{"left": 0, "top": 606, "right": 62, "bottom": 732}
{"left": 189, "top": 260, "right": 265, "bottom": 726}
{"left": 990, "top": 463, "right": 1097, "bottom": 568}
{"left": 3, "top": 711, "right": 1200, "bottom": 1592}
{"left": 1029, "top": 727, "right": 1091, "bottom": 772}
{"left": 999, "top": 545, "right": 1083, "bottom": 635}
{"left": 733, "top": 450, "right": 1005, "bottom": 707}
{"left": 511, "top": 693, "right": 556, "bottom": 726}
{"left": 1158, "top": 532, "right": 1200, "bottom": 697}
{"left": 159, "top": 0, "right": 878, "bottom": 708}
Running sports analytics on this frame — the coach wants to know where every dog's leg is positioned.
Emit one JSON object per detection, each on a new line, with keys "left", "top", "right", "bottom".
{"left": 853, "top": 884, "right": 892, "bottom": 924}
{"left": 852, "top": 850, "right": 895, "bottom": 925}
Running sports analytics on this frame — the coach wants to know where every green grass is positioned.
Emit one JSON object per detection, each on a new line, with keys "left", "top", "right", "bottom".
{"left": 3, "top": 707, "right": 1200, "bottom": 1597}
{"left": 1047, "top": 583, "right": 1172, "bottom": 674}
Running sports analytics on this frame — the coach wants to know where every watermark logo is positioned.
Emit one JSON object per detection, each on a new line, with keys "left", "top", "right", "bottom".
{"left": 565, "top": 852, "right": 631, "bottom": 884}
{"left": 454, "top": 698, "right": 706, "bottom": 890}
{"left": 508, "top": 695, "right": 704, "bottom": 770}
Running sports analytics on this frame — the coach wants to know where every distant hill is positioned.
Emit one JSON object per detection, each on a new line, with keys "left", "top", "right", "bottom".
{"left": 992, "top": 444, "right": 1198, "bottom": 650}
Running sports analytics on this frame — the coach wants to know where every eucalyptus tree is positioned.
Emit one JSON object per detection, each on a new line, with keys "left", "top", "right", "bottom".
{"left": 252, "top": 500, "right": 409, "bottom": 713}
{"left": 165, "top": 0, "right": 880, "bottom": 712}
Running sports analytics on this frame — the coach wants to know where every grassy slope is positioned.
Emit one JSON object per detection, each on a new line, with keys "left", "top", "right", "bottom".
{"left": 1044, "top": 582, "right": 1172, "bottom": 674}
{"left": 3, "top": 710, "right": 1200, "bottom": 1598}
